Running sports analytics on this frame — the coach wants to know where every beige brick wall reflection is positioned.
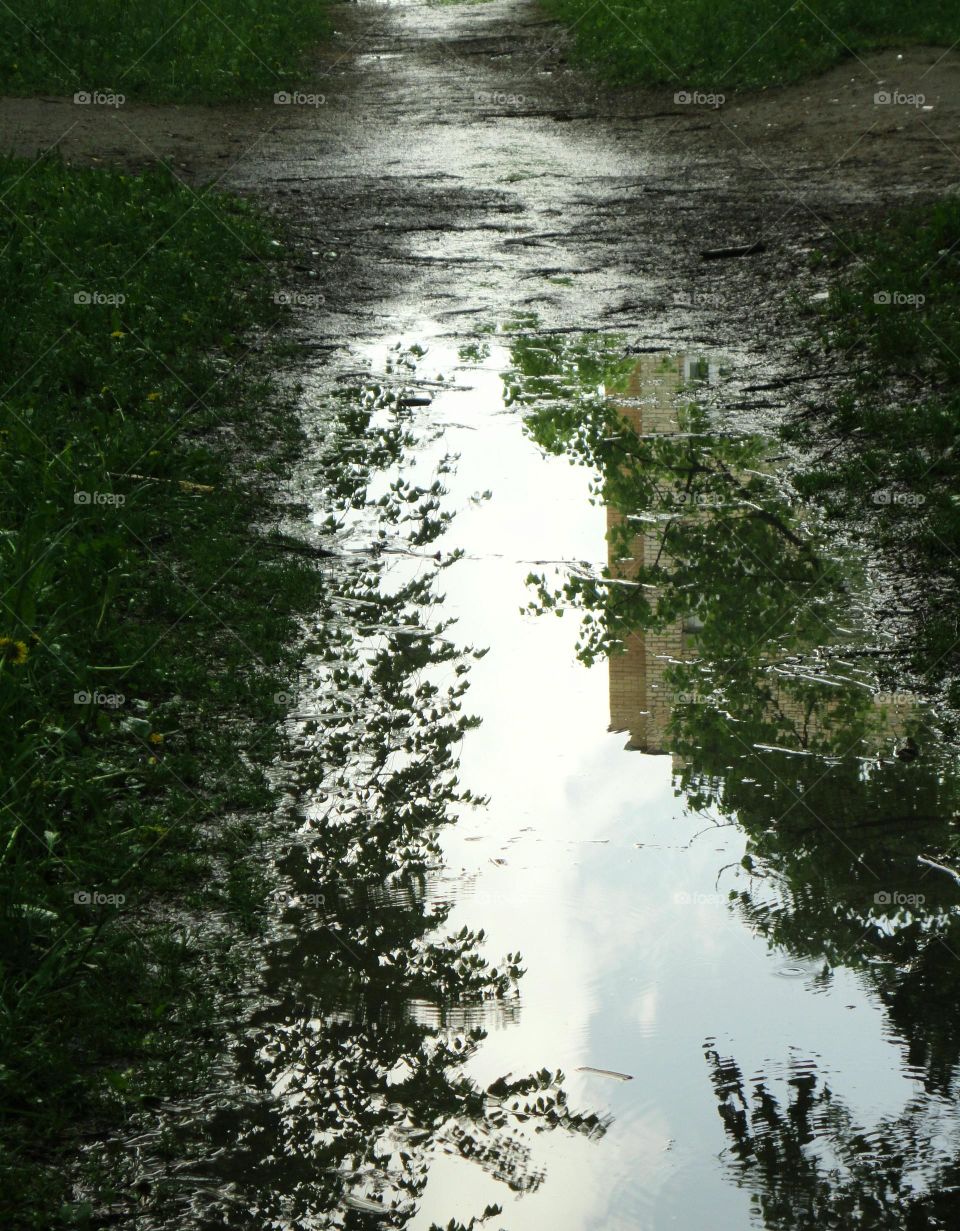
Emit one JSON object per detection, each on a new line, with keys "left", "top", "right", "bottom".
{"left": 607, "top": 355, "right": 687, "bottom": 754}
{"left": 604, "top": 354, "right": 912, "bottom": 757}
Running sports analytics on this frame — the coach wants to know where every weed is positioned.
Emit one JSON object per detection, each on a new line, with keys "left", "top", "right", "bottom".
{"left": 0, "top": 154, "right": 323, "bottom": 1221}
{"left": 0, "top": 0, "right": 332, "bottom": 102}
{"left": 541, "top": 0, "right": 960, "bottom": 89}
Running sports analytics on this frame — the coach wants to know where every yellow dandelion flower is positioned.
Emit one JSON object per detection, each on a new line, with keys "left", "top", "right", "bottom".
{"left": 146, "top": 392, "right": 161, "bottom": 401}
{"left": 149, "top": 732, "right": 164, "bottom": 746}
{"left": 110, "top": 330, "right": 125, "bottom": 339}
{"left": 0, "top": 637, "right": 29, "bottom": 666}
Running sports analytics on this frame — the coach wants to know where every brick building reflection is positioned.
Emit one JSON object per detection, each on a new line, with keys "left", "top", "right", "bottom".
{"left": 606, "top": 353, "right": 712, "bottom": 753}
{"left": 604, "top": 353, "right": 910, "bottom": 756}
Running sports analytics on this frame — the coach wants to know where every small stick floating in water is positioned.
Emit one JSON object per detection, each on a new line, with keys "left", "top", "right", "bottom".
{"left": 576, "top": 1066, "right": 633, "bottom": 1081}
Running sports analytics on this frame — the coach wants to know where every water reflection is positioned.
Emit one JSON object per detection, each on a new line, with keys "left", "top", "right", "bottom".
{"left": 512, "top": 332, "right": 960, "bottom": 1224}
{"left": 105, "top": 361, "right": 604, "bottom": 1229}
{"left": 604, "top": 353, "right": 718, "bottom": 754}
{"left": 706, "top": 1044, "right": 960, "bottom": 1229}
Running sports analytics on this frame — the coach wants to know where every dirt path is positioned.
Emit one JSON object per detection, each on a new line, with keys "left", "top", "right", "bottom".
{"left": 3, "top": 1, "right": 958, "bottom": 365}
{"left": 14, "top": 4, "right": 960, "bottom": 1226}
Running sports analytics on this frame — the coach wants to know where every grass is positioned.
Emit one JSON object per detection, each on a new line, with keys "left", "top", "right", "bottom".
{"left": 0, "top": 0, "right": 332, "bottom": 102}
{"left": 0, "top": 154, "right": 324, "bottom": 1223}
{"left": 539, "top": 0, "right": 960, "bottom": 89}
{"left": 786, "top": 196, "right": 960, "bottom": 695}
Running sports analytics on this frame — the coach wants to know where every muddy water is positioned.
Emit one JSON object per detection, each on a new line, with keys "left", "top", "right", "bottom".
{"left": 100, "top": 1, "right": 960, "bottom": 1226}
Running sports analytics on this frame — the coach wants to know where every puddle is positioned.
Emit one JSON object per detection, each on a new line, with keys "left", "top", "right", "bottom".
{"left": 102, "top": 328, "right": 960, "bottom": 1230}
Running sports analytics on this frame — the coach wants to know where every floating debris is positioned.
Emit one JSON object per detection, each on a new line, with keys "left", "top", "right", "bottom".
{"left": 576, "top": 1066, "right": 634, "bottom": 1082}
{"left": 701, "top": 241, "right": 766, "bottom": 260}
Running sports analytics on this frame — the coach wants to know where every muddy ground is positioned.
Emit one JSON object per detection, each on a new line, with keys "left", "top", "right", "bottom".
{"left": 7, "top": 3, "right": 960, "bottom": 1223}
{"left": 2, "top": 0, "right": 958, "bottom": 373}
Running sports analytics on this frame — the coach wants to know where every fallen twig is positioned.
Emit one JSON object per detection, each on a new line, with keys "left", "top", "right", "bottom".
{"left": 701, "top": 241, "right": 766, "bottom": 260}
{"left": 918, "top": 855, "right": 960, "bottom": 886}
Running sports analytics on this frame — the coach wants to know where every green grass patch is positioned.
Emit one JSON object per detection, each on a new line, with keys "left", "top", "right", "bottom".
{"left": 0, "top": 0, "right": 332, "bottom": 102}
{"left": 0, "top": 154, "right": 323, "bottom": 1223}
{"left": 540, "top": 0, "right": 960, "bottom": 89}
{"left": 787, "top": 196, "right": 960, "bottom": 693}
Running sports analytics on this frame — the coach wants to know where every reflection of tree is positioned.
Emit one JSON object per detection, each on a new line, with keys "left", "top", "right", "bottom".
{"left": 515, "top": 337, "right": 877, "bottom": 755}
{"left": 518, "top": 341, "right": 960, "bottom": 1089}
{"left": 508, "top": 334, "right": 960, "bottom": 1194}
{"left": 687, "top": 736, "right": 960, "bottom": 1096}
{"left": 123, "top": 365, "right": 604, "bottom": 1230}
{"left": 705, "top": 1045, "right": 960, "bottom": 1230}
